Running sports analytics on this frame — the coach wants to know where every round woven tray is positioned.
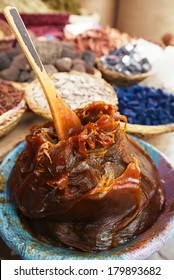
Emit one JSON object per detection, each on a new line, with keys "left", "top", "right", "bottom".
{"left": 25, "top": 72, "right": 117, "bottom": 120}
{"left": 93, "top": 68, "right": 102, "bottom": 79}
{"left": 120, "top": 122, "right": 174, "bottom": 137}
{"left": 0, "top": 99, "right": 26, "bottom": 138}
{"left": 96, "top": 58, "right": 152, "bottom": 86}
{"left": 0, "top": 82, "right": 26, "bottom": 138}
{"left": 0, "top": 19, "right": 15, "bottom": 51}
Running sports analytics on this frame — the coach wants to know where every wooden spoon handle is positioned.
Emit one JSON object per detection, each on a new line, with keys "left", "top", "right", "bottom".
{"left": 3, "top": 6, "right": 82, "bottom": 140}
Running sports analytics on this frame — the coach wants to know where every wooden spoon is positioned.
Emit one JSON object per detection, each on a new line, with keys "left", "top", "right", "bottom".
{"left": 3, "top": 6, "right": 82, "bottom": 141}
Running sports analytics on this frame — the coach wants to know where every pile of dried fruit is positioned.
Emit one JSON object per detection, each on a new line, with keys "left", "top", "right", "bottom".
{"left": 65, "top": 26, "right": 132, "bottom": 57}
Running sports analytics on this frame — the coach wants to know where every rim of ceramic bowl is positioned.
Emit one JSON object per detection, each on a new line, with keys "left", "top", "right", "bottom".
{"left": 0, "top": 137, "right": 174, "bottom": 260}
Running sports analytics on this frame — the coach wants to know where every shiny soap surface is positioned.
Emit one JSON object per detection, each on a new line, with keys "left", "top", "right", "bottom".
{"left": 8, "top": 102, "right": 164, "bottom": 252}
{"left": 0, "top": 134, "right": 174, "bottom": 259}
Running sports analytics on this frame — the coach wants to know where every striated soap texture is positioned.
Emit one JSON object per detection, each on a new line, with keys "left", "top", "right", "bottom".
{"left": 8, "top": 102, "right": 165, "bottom": 252}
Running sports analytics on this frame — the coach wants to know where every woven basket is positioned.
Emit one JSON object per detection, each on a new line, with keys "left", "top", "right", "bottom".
{"left": 93, "top": 68, "right": 102, "bottom": 79}
{"left": 25, "top": 72, "right": 118, "bottom": 120}
{"left": 120, "top": 122, "right": 174, "bottom": 137}
{"left": 96, "top": 58, "right": 152, "bottom": 86}
{"left": 0, "top": 82, "right": 26, "bottom": 138}
{"left": 0, "top": 19, "right": 15, "bottom": 51}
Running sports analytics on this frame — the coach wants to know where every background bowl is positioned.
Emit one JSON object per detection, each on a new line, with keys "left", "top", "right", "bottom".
{"left": 96, "top": 58, "right": 152, "bottom": 86}
{"left": 0, "top": 19, "right": 15, "bottom": 51}
{"left": 0, "top": 137, "right": 174, "bottom": 260}
{"left": 24, "top": 72, "right": 117, "bottom": 120}
{"left": 0, "top": 82, "right": 26, "bottom": 138}
{"left": 116, "top": 84, "right": 174, "bottom": 137}
{"left": 120, "top": 122, "right": 174, "bottom": 137}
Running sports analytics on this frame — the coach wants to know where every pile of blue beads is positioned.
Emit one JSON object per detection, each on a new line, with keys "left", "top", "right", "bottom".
{"left": 115, "top": 84, "right": 174, "bottom": 125}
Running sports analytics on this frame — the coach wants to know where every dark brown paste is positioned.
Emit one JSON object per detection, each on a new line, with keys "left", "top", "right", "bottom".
{"left": 8, "top": 102, "right": 165, "bottom": 252}
{"left": 0, "top": 82, "right": 24, "bottom": 115}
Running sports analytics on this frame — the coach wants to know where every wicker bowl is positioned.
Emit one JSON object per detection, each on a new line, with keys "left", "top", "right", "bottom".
{"left": 25, "top": 72, "right": 117, "bottom": 120}
{"left": 115, "top": 84, "right": 174, "bottom": 137}
{"left": 120, "top": 122, "right": 174, "bottom": 137}
{"left": 96, "top": 58, "right": 152, "bottom": 86}
{"left": 0, "top": 82, "right": 26, "bottom": 138}
{"left": 93, "top": 67, "right": 102, "bottom": 79}
{"left": 0, "top": 19, "right": 15, "bottom": 51}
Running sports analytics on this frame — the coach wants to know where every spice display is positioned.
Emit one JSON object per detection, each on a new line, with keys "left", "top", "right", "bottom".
{"left": 115, "top": 85, "right": 174, "bottom": 125}
{"left": 8, "top": 101, "right": 165, "bottom": 252}
{"left": 0, "top": 81, "right": 24, "bottom": 115}
{"left": 101, "top": 43, "right": 151, "bottom": 76}
{"left": 65, "top": 26, "right": 132, "bottom": 57}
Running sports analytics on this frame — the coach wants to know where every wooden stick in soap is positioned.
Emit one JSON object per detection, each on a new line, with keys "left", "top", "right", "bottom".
{"left": 3, "top": 6, "right": 82, "bottom": 141}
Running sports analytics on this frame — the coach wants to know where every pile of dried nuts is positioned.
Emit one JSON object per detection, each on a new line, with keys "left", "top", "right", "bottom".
{"left": 65, "top": 26, "right": 132, "bottom": 57}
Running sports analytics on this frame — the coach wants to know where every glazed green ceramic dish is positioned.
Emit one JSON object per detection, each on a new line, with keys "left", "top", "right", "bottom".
{"left": 0, "top": 137, "right": 174, "bottom": 260}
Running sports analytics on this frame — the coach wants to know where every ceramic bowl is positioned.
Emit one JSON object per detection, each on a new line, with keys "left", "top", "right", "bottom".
{"left": 0, "top": 137, "right": 174, "bottom": 260}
